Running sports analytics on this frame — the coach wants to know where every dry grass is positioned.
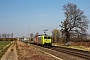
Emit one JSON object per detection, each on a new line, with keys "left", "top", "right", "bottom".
{"left": 17, "top": 41, "right": 57, "bottom": 60}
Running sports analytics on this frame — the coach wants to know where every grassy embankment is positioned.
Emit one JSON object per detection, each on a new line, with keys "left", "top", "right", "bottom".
{"left": 52, "top": 43, "right": 90, "bottom": 51}
{"left": 0, "top": 41, "right": 12, "bottom": 58}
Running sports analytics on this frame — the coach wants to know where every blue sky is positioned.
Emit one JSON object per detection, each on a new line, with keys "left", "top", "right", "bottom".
{"left": 0, "top": 0, "right": 90, "bottom": 37}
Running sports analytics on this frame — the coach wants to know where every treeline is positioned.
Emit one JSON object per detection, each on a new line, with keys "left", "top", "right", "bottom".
{"left": 0, "top": 33, "right": 13, "bottom": 38}
{"left": 0, "top": 38, "right": 16, "bottom": 41}
{"left": 52, "top": 29, "right": 90, "bottom": 43}
{"left": 0, "top": 33, "right": 15, "bottom": 41}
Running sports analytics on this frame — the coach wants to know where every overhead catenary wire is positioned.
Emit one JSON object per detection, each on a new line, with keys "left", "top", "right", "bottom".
{"left": 45, "top": 6, "right": 90, "bottom": 30}
{"left": 32, "top": 6, "right": 90, "bottom": 34}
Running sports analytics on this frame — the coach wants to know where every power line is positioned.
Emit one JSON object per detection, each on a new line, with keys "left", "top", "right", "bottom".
{"left": 83, "top": 7, "right": 90, "bottom": 11}
{"left": 44, "top": 6, "right": 90, "bottom": 31}
{"left": 83, "top": 7, "right": 90, "bottom": 18}
{"left": 32, "top": 6, "right": 90, "bottom": 34}
{"left": 43, "top": 21, "right": 61, "bottom": 30}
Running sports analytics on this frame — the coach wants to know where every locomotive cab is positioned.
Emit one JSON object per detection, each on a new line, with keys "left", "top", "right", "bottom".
{"left": 42, "top": 35, "right": 52, "bottom": 46}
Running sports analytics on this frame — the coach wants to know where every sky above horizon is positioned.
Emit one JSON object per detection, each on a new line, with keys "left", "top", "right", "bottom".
{"left": 0, "top": 0, "right": 90, "bottom": 37}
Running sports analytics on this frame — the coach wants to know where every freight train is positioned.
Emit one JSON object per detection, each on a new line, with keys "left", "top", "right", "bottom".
{"left": 32, "top": 34, "right": 52, "bottom": 47}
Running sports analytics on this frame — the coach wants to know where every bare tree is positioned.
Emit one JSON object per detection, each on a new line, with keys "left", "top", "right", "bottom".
{"left": 35, "top": 32, "right": 39, "bottom": 36}
{"left": 11, "top": 33, "right": 13, "bottom": 38}
{"left": 60, "top": 3, "right": 89, "bottom": 43}
{"left": 4, "top": 33, "right": 7, "bottom": 38}
{"left": 2, "top": 33, "right": 5, "bottom": 38}
{"left": 7, "top": 33, "right": 10, "bottom": 38}
{"left": 52, "top": 29, "right": 60, "bottom": 43}
{"left": 30, "top": 33, "right": 34, "bottom": 38}
{"left": 30, "top": 33, "right": 34, "bottom": 41}
{"left": 2, "top": 33, "right": 4, "bottom": 38}
{"left": 0, "top": 33, "right": 1, "bottom": 38}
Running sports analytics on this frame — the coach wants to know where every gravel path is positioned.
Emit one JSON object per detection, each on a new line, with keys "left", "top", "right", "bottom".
{"left": 1, "top": 42, "right": 18, "bottom": 60}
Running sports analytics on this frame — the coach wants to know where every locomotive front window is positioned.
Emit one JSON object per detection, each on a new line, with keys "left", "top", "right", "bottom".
{"left": 48, "top": 37, "right": 50, "bottom": 39}
{"left": 44, "top": 36, "right": 51, "bottom": 39}
{"left": 44, "top": 37, "right": 47, "bottom": 39}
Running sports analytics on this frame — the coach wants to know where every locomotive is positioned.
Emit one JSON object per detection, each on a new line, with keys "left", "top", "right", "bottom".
{"left": 33, "top": 34, "right": 52, "bottom": 47}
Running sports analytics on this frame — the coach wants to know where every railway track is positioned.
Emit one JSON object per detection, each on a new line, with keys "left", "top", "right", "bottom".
{"left": 24, "top": 42, "right": 90, "bottom": 60}
{"left": 50, "top": 46, "right": 90, "bottom": 60}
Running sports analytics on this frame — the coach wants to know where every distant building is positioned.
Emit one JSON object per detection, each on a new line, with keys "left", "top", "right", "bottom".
{"left": 19, "top": 37, "right": 29, "bottom": 41}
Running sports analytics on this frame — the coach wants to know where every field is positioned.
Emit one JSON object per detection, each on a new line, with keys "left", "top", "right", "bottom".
{"left": 0, "top": 41, "right": 12, "bottom": 50}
